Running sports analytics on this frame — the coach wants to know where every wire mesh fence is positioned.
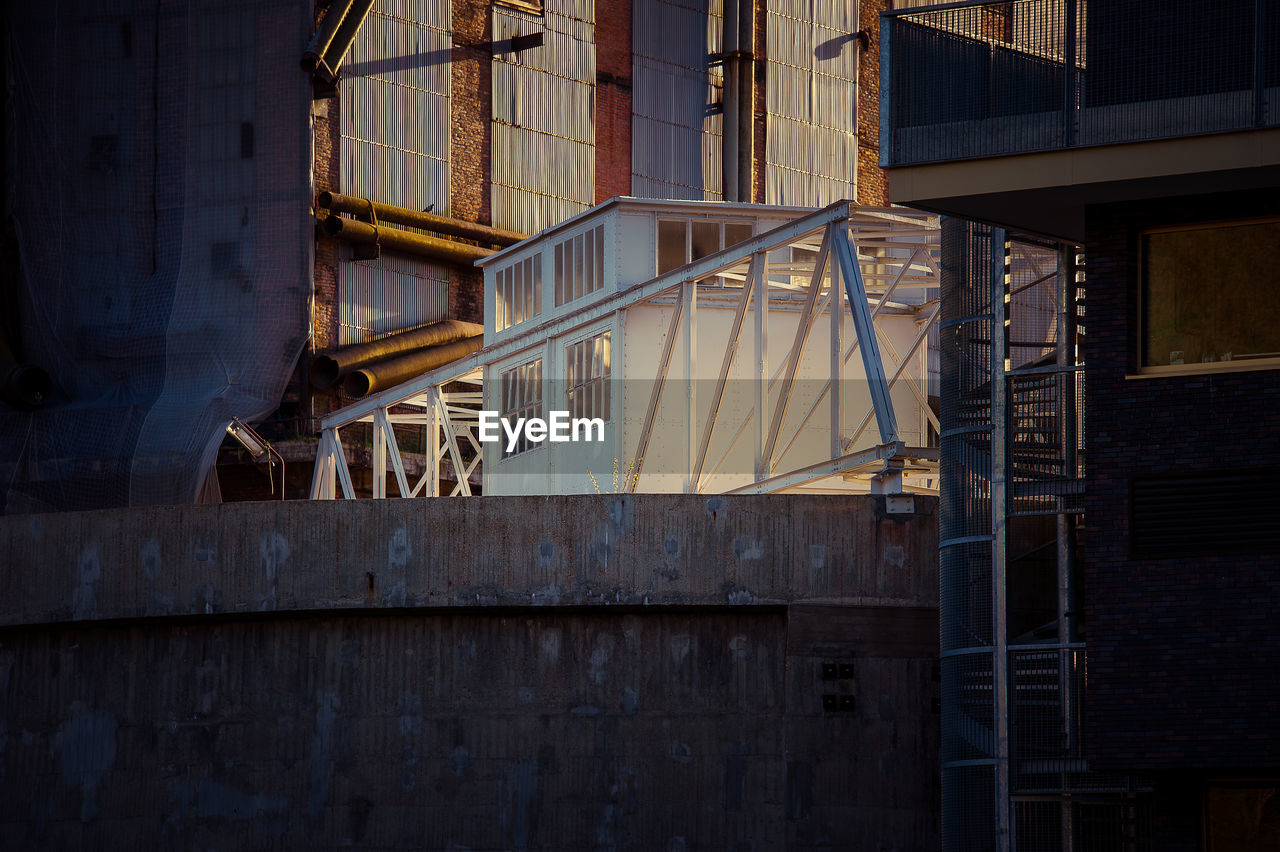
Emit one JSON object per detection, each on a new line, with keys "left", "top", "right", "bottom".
{"left": 885, "top": 0, "right": 1280, "bottom": 165}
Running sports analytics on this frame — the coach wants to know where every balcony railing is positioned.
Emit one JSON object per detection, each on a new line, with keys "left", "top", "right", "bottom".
{"left": 881, "top": 0, "right": 1280, "bottom": 167}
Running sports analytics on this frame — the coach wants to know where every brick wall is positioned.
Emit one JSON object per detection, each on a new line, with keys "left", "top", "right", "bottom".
{"left": 751, "top": 0, "right": 766, "bottom": 203}
{"left": 444, "top": 0, "right": 493, "bottom": 330}
{"left": 1082, "top": 189, "right": 1280, "bottom": 771}
{"left": 450, "top": 0, "right": 492, "bottom": 227}
{"left": 595, "top": 0, "right": 632, "bottom": 205}
{"left": 309, "top": 2, "right": 343, "bottom": 427}
{"left": 857, "top": 0, "right": 888, "bottom": 207}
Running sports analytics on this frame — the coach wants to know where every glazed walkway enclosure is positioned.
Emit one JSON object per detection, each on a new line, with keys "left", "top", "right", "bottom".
{"left": 881, "top": 0, "right": 1280, "bottom": 166}
{"left": 310, "top": 200, "right": 942, "bottom": 499}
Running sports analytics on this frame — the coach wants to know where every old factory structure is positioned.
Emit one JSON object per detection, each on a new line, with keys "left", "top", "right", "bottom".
{"left": 0, "top": 0, "right": 945, "bottom": 849}
{"left": 882, "top": 1, "right": 1280, "bottom": 850}
{"left": 2, "top": 0, "right": 1277, "bottom": 849}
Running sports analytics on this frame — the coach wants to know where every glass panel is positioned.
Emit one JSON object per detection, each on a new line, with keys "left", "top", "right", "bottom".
{"left": 691, "top": 220, "right": 720, "bottom": 261}
{"left": 584, "top": 232, "right": 595, "bottom": 297}
{"left": 658, "top": 219, "right": 686, "bottom": 274}
{"left": 514, "top": 261, "right": 524, "bottom": 324}
{"left": 1142, "top": 220, "right": 1280, "bottom": 367}
{"left": 532, "top": 256, "right": 542, "bottom": 317}
{"left": 503, "top": 270, "right": 513, "bottom": 330}
{"left": 554, "top": 243, "right": 564, "bottom": 307}
{"left": 725, "top": 221, "right": 753, "bottom": 249}
{"left": 573, "top": 234, "right": 584, "bottom": 301}
{"left": 495, "top": 270, "right": 506, "bottom": 331}
{"left": 594, "top": 226, "right": 604, "bottom": 292}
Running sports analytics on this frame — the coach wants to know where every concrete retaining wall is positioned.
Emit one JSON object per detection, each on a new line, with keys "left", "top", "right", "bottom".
{"left": 0, "top": 495, "right": 940, "bottom": 849}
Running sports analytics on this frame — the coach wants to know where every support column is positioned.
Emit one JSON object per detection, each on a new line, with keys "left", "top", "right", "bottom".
{"left": 991, "top": 228, "right": 1012, "bottom": 852}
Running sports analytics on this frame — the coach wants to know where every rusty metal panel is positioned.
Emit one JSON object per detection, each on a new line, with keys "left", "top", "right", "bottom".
{"left": 491, "top": 2, "right": 596, "bottom": 234}
{"left": 765, "top": 0, "right": 857, "bottom": 206}
{"left": 632, "top": 0, "right": 723, "bottom": 200}
{"left": 338, "top": 249, "right": 450, "bottom": 346}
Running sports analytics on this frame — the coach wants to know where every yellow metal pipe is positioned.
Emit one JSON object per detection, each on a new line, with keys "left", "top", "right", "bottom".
{"left": 311, "top": 320, "right": 484, "bottom": 389}
{"left": 344, "top": 336, "right": 484, "bottom": 399}
{"left": 319, "top": 192, "right": 527, "bottom": 247}
{"left": 319, "top": 215, "right": 496, "bottom": 265}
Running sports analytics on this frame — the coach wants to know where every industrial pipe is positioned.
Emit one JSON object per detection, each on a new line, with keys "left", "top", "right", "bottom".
{"left": 343, "top": 336, "right": 483, "bottom": 399}
{"left": 301, "top": 0, "right": 375, "bottom": 83}
{"left": 317, "top": 0, "right": 375, "bottom": 83}
{"left": 0, "top": 338, "right": 52, "bottom": 410}
{"left": 320, "top": 215, "right": 496, "bottom": 265}
{"left": 721, "top": 0, "right": 755, "bottom": 202}
{"left": 318, "top": 192, "right": 527, "bottom": 248}
{"left": 301, "top": 0, "right": 354, "bottom": 74}
{"left": 311, "top": 319, "right": 485, "bottom": 389}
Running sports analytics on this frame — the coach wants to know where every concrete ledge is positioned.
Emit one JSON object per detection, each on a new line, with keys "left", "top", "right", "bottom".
{"left": 0, "top": 495, "right": 937, "bottom": 628}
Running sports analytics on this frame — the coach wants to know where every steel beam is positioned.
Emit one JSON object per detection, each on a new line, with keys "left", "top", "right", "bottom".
{"left": 762, "top": 227, "right": 831, "bottom": 473}
{"left": 692, "top": 256, "right": 758, "bottom": 491}
{"left": 834, "top": 225, "right": 898, "bottom": 444}
{"left": 628, "top": 296, "right": 684, "bottom": 492}
{"left": 754, "top": 253, "right": 770, "bottom": 479}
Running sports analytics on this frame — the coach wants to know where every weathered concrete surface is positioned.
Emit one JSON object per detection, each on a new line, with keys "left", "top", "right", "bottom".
{"left": 0, "top": 495, "right": 936, "bottom": 625}
{"left": 0, "top": 495, "right": 939, "bottom": 850}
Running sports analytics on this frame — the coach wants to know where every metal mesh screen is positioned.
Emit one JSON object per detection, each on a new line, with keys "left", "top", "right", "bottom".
{"left": 939, "top": 216, "right": 1154, "bottom": 848}
{"left": 942, "top": 650, "right": 995, "bottom": 764}
{"left": 1, "top": 1, "right": 313, "bottom": 512}
{"left": 944, "top": 764, "right": 997, "bottom": 852}
{"left": 884, "top": 0, "right": 1280, "bottom": 166}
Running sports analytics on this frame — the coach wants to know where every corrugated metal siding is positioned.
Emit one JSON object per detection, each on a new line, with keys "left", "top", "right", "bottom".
{"left": 632, "top": 0, "right": 723, "bottom": 200}
{"left": 339, "top": 3, "right": 452, "bottom": 344}
{"left": 337, "top": 248, "right": 449, "bottom": 346}
{"left": 765, "top": 0, "right": 857, "bottom": 206}
{"left": 491, "top": 0, "right": 596, "bottom": 234}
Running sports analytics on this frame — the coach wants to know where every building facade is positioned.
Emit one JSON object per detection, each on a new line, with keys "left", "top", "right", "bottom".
{"left": 881, "top": 0, "right": 1280, "bottom": 849}
{"left": 1, "top": 0, "right": 894, "bottom": 511}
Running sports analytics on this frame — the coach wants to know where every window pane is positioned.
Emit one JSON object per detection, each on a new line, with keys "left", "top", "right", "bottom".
{"left": 495, "top": 271, "right": 506, "bottom": 331}
{"left": 500, "top": 358, "right": 543, "bottom": 456}
{"left": 1142, "top": 220, "right": 1280, "bottom": 367}
{"left": 691, "top": 220, "right": 720, "bottom": 261}
{"left": 658, "top": 220, "right": 686, "bottom": 274}
{"left": 584, "top": 232, "right": 595, "bottom": 297}
{"left": 725, "top": 221, "right": 753, "bottom": 249}
{"left": 503, "top": 271, "right": 513, "bottom": 329}
{"left": 594, "top": 226, "right": 604, "bottom": 293}
{"left": 514, "top": 261, "right": 524, "bottom": 324}
{"left": 554, "top": 243, "right": 564, "bottom": 307}
{"left": 532, "top": 256, "right": 542, "bottom": 317}
{"left": 573, "top": 234, "right": 584, "bottom": 301}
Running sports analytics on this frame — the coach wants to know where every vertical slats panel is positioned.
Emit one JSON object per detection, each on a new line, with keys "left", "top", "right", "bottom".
{"left": 338, "top": 252, "right": 449, "bottom": 346}
{"left": 491, "top": 1, "right": 596, "bottom": 233}
{"left": 338, "top": 5, "right": 451, "bottom": 345}
{"left": 632, "top": 0, "right": 724, "bottom": 200}
{"left": 765, "top": 0, "right": 857, "bottom": 206}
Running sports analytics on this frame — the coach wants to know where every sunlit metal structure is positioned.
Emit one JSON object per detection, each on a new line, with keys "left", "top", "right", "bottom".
{"left": 310, "top": 199, "right": 942, "bottom": 500}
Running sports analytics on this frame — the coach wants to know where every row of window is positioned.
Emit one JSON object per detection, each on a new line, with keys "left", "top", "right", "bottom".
{"left": 498, "top": 330, "right": 612, "bottom": 458}
{"left": 657, "top": 218, "right": 754, "bottom": 275}
{"left": 496, "top": 217, "right": 755, "bottom": 334}
{"left": 555, "top": 225, "right": 605, "bottom": 307}
{"left": 494, "top": 253, "right": 543, "bottom": 332}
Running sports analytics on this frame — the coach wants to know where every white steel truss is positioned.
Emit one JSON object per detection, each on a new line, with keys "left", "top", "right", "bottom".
{"left": 310, "top": 201, "right": 941, "bottom": 499}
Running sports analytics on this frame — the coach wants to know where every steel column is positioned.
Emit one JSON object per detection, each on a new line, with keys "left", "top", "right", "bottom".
{"left": 991, "top": 228, "right": 1012, "bottom": 852}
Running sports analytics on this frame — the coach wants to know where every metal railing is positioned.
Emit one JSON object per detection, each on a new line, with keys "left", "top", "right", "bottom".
{"left": 882, "top": 0, "right": 1280, "bottom": 166}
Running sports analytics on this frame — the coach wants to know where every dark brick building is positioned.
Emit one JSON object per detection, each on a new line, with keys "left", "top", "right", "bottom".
{"left": 881, "top": 0, "right": 1280, "bottom": 848}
